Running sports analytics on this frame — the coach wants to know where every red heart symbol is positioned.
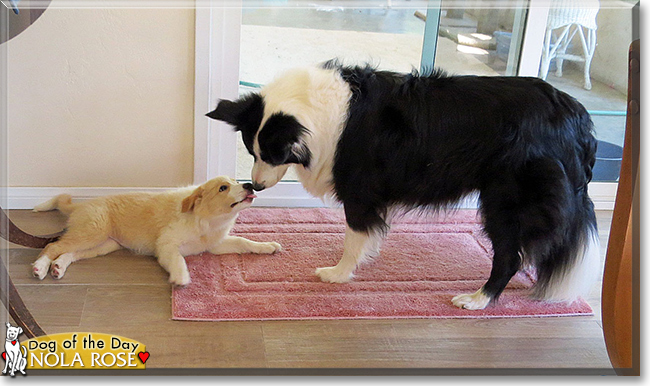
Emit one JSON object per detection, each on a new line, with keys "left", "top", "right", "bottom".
{"left": 2, "top": 352, "right": 5, "bottom": 361}
{"left": 11, "top": 341, "right": 16, "bottom": 345}
{"left": 138, "top": 351, "right": 150, "bottom": 364}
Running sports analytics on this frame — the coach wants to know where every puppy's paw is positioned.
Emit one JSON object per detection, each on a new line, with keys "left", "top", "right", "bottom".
{"left": 168, "top": 268, "right": 191, "bottom": 286}
{"left": 169, "top": 275, "right": 191, "bottom": 286}
{"left": 260, "top": 241, "right": 282, "bottom": 254}
{"left": 315, "top": 266, "right": 353, "bottom": 283}
{"left": 451, "top": 289, "right": 491, "bottom": 310}
{"left": 50, "top": 262, "right": 67, "bottom": 280}
{"left": 244, "top": 241, "right": 282, "bottom": 255}
{"left": 32, "top": 257, "right": 52, "bottom": 280}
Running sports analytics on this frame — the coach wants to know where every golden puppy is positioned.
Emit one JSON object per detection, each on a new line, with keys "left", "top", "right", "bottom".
{"left": 31, "top": 176, "right": 281, "bottom": 285}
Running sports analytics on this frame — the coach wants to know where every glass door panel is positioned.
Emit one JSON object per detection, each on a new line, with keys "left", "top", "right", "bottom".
{"left": 537, "top": 2, "right": 635, "bottom": 182}
{"left": 432, "top": 2, "right": 527, "bottom": 76}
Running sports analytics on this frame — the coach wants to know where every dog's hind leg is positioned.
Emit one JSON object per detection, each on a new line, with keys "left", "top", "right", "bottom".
{"left": 451, "top": 229, "right": 521, "bottom": 310}
{"left": 452, "top": 179, "right": 523, "bottom": 310}
{"left": 50, "top": 239, "right": 122, "bottom": 279}
{"left": 32, "top": 225, "right": 111, "bottom": 280}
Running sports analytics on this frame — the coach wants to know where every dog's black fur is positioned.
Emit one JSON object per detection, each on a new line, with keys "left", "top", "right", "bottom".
{"left": 332, "top": 64, "right": 597, "bottom": 301}
{"left": 209, "top": 63, "right": 598, "bottom": 304}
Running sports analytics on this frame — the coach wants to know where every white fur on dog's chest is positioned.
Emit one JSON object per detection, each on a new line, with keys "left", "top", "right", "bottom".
{"left": 179, "top": 235, "right": 215, "bottom": 256}
{"left": 178, "top": 218, "right": 234, "bottom": 256}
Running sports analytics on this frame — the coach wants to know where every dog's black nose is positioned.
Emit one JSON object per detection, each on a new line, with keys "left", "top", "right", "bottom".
{"left": 252, "top": 182, "right": 265, "bottom": 191}
{"left": 242, "top": 183, "right": 253, "bottom": 191}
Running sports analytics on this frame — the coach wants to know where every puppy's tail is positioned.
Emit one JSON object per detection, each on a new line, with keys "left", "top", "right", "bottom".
{"left": 33, "top": 194, "right": 76, "bottom": 216}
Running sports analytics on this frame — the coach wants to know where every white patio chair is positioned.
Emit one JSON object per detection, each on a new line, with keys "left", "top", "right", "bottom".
{"left": 539, "top": 0, "right": 600, "bottom": 90}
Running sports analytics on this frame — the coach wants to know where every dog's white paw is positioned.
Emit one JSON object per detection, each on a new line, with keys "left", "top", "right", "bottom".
{"left": 50, "top": 262, "right": 67, "bottom": 280}
{"left": 32, "top": 256, "right": 52, "bottom": 280}
{"left": 451, "top": 289, "right": 492, "bottom": 310}
{"left": 259, "top": 241, "right": 282, "bottom": 254}
{"left": 315, "top": 266, "right": 353, "bottom": 283}
{"left": 168, "top": 267, "right": 191, "bottom": 286}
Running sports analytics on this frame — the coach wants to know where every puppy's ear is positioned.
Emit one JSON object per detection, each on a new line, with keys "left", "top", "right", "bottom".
{"left": 17, "top": 327, "right": 23, "bottom": 334}
{"left": 206, "top": 93, "right": 263, "bottom": 129}
{"left": 181, "top": 186, "right": 204, "bottom": 213}
{"left": 5, "top": 322, "right": 10, "bottom": 328}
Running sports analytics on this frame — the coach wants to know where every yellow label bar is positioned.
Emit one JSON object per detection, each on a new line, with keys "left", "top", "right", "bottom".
{"left": 23, "top": 332, "right": 147, "bottom": 370}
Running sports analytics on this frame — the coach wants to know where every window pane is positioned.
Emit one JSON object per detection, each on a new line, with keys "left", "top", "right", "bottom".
{"left": 433, "top": 5, "right": 527, "bottom": 76}
{"left": 539, "top": 3, "right": 634, "bottom": 182}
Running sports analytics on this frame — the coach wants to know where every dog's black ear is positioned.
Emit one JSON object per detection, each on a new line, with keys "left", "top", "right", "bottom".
{"left": 206, "top": 93, "right": 263, "bottom": 129}
{"left": 263, "top": 141, "right": 311, "bottom": 167}
{"left": 258, "top": 113, "right": 312, "bottom": 167}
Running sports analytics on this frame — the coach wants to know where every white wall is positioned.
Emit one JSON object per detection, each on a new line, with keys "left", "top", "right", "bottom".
{"left": 7, "top": 5, "right": 195, "bottom": 188}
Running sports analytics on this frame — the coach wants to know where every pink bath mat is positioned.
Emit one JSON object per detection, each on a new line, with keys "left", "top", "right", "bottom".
{"left": 172, "top": 208, "right": 593, "bottom": 321}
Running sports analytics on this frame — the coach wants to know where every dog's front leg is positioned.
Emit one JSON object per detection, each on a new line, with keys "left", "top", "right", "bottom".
{"left": 315, "top": 225, "right": 375, "bottom": 283}
{"left": 209, "top": 236, "right": 281, "bottom": 255}
{"left": 156, "top": 243, "right": 190, "bottom": 286}
{"left": 7, "top": 352, "right": 17, "bottom": 376}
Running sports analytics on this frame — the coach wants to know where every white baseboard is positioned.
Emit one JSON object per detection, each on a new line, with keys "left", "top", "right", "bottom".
{"left": 5, "top": 187, "right": 172, "bottom": 210}
{"left": 4, "top": 182, "right": 616, "bottom": 210}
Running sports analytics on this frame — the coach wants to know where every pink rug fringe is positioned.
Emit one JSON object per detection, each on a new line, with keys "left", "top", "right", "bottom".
{"left": 172, "top": 208, "right": 593, "bottom": 321}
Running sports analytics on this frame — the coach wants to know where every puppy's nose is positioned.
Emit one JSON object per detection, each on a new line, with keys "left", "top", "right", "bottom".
{"left": 252, "top": 182, "right": 266, "bottom": 191}
{"left": 242, "top": 183, "right": 253, "bottom": 192}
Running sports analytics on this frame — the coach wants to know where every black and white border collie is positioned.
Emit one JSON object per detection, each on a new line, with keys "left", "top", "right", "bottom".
{"left": 207, "top": 61, "right": 600, "bottom": 310}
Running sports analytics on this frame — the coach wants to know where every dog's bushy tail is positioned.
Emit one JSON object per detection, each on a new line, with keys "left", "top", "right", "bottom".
{"left": 531, "top": 209, "right": 600, "bottom": 302}
{"left": 523, "top": 109, "right": 600, "bottom": 302}
{"left": 33, "top": 194, "right": 76, "bottom": 216}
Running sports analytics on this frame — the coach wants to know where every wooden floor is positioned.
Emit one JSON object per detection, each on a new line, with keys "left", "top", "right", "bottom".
{"left": 4, "top": 209, "right": 615, "bottom": 374}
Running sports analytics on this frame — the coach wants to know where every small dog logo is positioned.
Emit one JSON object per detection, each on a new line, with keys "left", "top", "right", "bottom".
{"left": 2, "top": 323, "right": 27, "bottom": 376}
